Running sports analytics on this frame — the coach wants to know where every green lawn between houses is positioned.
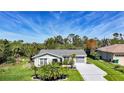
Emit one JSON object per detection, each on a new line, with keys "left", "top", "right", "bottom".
{"left": 0, "top": 59, "right": 83, "bottom": 81}
{"left": 88, "top": 57, "right": 124, "bottom": 81}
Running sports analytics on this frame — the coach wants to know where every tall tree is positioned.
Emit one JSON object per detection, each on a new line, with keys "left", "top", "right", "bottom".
{"left": 3, "top": 39, "right": 12, "bottom": 64}
{"left": 101, "top": 38, "right": 111, "bottom": 47}
{"left": 86, "top": 39, "right": 97, "bottom": 55}
{"left": 67, "top": 33, "right": 75, "bottom": 44}
{"left": 54, "top": 35, "right": 63, "bottom": 44}
{"left": 73, "top": 35, "right": 82, "bottom": 47}
{"left": 119, "top": 33, "right": 123, "bottom": 40}
{"left": 0, "top": 42, "right": 5, "bottom": 64}
{"left": 113, "top": 33, "right": 119, "bottom": 39}
{"left": 44, "top": 38, "right": 56, "bottom": 49}
{"left": 11, "top": 40, "right": 24, "bottom": 63}
{"left": 82, "top": 36, "right": 88, "bottom": 42}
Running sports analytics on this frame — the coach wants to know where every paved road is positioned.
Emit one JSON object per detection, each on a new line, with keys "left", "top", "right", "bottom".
{"left": 75, "top": 63, "right": 107, "bottom": 81}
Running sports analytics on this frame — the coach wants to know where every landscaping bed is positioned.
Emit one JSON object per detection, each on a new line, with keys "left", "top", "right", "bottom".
{"left": 0, "top": 61, "right": 83, "bottom": 81}
{"left": 32, "top": 63, "right": 83, "bottom": 81}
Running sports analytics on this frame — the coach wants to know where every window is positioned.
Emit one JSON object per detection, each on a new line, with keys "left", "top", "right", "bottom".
{"left": 44, "top": 58, "right": 47, "bottom": 65}
{"left": 53, "top": 59, "right": 58, "bottom": 62}
{"left": 40, "top": 59, "right": 44, "bottom": 66}
{"left": 40, "top": 58, "right": 47, "bottom": 66}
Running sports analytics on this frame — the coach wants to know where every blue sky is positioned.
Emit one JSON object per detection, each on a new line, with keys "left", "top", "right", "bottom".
{"left": 0, "top": 11, "right": 124, "bottom": 43}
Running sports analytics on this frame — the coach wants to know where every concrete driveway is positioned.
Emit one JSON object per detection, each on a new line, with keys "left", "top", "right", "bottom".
{"left": 75, "top": 63, "right": 107, "bottom": 81}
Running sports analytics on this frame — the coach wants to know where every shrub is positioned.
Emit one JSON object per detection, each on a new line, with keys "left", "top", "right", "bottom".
{"left": 62, "top": 59, "right": 69, "bottom": 65}
{"left": 69, "top": 59, "right": 74, "bottom": 68}
{"left": 59, "top": 67, "right": 68, "bottom": 79}
{"left": 31, "top": 65, "right": 39, "bottom": 78}
{"left": 90, "top": 52, "right": 100, "bottom": 60}
{"left": 52, "top": 61, "right": 62, "bottom": 66}
{"left": 115, "top": 68, "right": 124, "bottom": 73}
{"left": 20, "top": 58, "right": 29, "bottom": 64}
{"left": 6, "top": 56, "right": 16, "bottom": 64}
{"left": 113, "top": 65, "right": 124, "bottom": 73}
{"left": 114, "top": 65, "right": 121, "bottom": 69}
{"left": 38, "top": 63, "right": 66, "bottom": 81}
{"left": 0, "top": 69, "right": 5, "bottom": 73}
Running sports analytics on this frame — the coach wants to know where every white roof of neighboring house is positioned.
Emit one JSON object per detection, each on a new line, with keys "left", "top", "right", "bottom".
{"left": 97, "top": 44, "right": 124, "bottom": 53}
{"left": 32, "top": 49, "right": 87, "bottom": 58}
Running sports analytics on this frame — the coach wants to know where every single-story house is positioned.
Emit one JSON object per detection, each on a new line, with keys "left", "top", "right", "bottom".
{"left": 32, "top": 49, "right": 87, "bottom": 67}
{"left": 97, "top": 44, "right": 124, "bottom": 65}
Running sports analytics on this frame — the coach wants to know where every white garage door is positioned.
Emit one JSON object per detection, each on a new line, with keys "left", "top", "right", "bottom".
{"left": 76, "top": 56, "right": 84, "bottom": 63}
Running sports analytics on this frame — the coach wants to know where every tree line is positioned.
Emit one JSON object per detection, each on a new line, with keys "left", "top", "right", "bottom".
{"left": 44, "top": 33, "right": 124, "bottom": 49}
{"left": 0, "top": 32, "right": 124, "bottom": 64}
{"left": 0, "top": 40, "right": 44, "bottom": 64}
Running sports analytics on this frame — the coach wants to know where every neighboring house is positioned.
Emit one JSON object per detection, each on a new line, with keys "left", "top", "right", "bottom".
{"left": 97, "top": 44, "right": 124, "bottom": 65}
{"left": 32, "top": 49, "right": 87, "bottom": 67}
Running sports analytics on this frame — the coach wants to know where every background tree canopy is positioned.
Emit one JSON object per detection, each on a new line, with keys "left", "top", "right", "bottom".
{"left": 0, "top": 32, "right": 124, "bottom": 64}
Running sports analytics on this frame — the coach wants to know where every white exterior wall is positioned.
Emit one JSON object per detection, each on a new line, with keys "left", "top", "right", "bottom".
{"left": 113, "top": 54, "right": 124, "bottom": 65}
{"left": 34, "top": 54, "right": 62, "bottom": 67}
{"left": 34, "top": 54, "right": 87, "bottom": 67}
{"left": 34, "top": 58, "right": 40, "bottom": 67}
{"left": 118, "top": 57, "right": 124, "bottom": 65}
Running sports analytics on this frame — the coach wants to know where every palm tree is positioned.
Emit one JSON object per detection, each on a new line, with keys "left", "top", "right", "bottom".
{"left": 113, "top": 33, "right": 119, "bottom": 39}
{"left": 44, "top": 38, "right": 56, "bottom": 49}
{"left": 120, "top": 33, "right": 123, "bottom": 40}
{"left": 32, "top": 65, "right": 38, "bottom": 78}
{"left": 54, "top": 35, "right": 63, "bottom": 44}
{"left": 101, "top": 38, "right": 111, "bottom": 47}
{"left": 73, "top": 35, "right": 82, "bottom": 47}
{"left": 82, "top": 36, "right": 88, "bottom": 42}
{"left": 70, "top": 54, "right": 76, "bottom": 68}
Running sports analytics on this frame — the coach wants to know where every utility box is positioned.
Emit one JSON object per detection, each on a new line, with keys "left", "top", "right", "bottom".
{"left": 113, "top": 59, "right": 119, "bottom": 63}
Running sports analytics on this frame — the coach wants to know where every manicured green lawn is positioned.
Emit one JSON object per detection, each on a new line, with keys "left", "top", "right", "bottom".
{"left": 88, "top": 57, "right": 124, "bottom": 81}
{"left": 65, "top": 69, "right": 84, "bottom": 81}
{"left": 0, "top": 61, "right": 83, "bottom": 81}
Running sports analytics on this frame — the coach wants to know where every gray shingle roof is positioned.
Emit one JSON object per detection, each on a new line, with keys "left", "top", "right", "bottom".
{"left": 33, "top": 49, "right": 87, "bottom": 58}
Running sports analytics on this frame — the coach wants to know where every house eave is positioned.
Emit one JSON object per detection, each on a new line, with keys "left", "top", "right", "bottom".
{"left": 97, "top": 50, "right": 124, "bottom": 54}
{"left": 32, "top": 52, "right": 63, "bottom": 59}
